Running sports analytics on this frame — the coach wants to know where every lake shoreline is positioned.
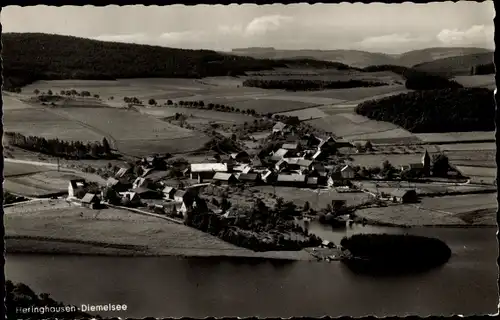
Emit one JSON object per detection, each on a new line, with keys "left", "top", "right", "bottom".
{"left": 5, "top": 236, "right": 318, "bottom": 262}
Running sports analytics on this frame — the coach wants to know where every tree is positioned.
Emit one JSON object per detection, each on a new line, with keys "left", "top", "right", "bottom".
{"left": 432, "top": 154, "right": 450, "bottom": 177}
{"left": 47, "top": 89, "right": 53, "bottom": 96}
{"left": 167, "top": 99, "right": 173, "bottom": 105}
{"left": 148, "top": 98, "right": 157, "bottom": 105}
{"left": 364, "top": 140, "right": 373, "bottom": 151}
{"left": 93, "top": 94, "right": 100, "bottom": 98}
{"left": 102, "top": 137, "right": 111, "bottom": 155}
{"left": 33, "top": 89, "right": 40, "bottom": 95}
{"left": 303, "top": 201, "right": 310, "bottom": 212}
{"left": 381, "top": 160, "right": 396, "bottom": 179}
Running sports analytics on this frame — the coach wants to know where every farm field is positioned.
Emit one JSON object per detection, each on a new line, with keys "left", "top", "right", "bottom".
{"left": 224, "top": 98, "right": 317, "bottom": 114}
{"left": 455, "top": 165, "right": 496, "bottom": 179}
{"left": 415, "top": 131, "right": 495, "bottom": 143}
{"left": 4, "top": 161, "right": 51, "bottom": 177}
{"left": 445, "top": 150, "right": 496, "bottom": 168}
{"left": 50, "top": 107, "right": 207, "bottom": 156}
{"left": 436, "top": 142, "right": 496, "bottom": 152}
{"left": 453, "top": 74, "right": 496, "bottom": 89}
{"left": 244, "top": 69, "right": 405, "bottom": 83}
{"left": 138, "top": 106, "right": 255, "bottom": 124}
{"left": 418, "top": 193, "right": 497, "bottom": 217}
{"left": 347, "top": 153, "right": 429, "bottom": 168}
{"left": 295, "top": 84, "right": 409, "bottom": 101}
{"left": 4, "top": 169, "right": 107, "bottom": 197}
{"left": 4, "top": 203, "right": 313, "bottom": 260}
{"left": 3, "top": 94, "right": 35, "bottom": 110}
{"left": 3, "top": 107, "right": 105, "bottom": 142}
{"left": 249, "top": 186, "right": 372, "bottom": 211}
{"left": 354, "top": 205, "right": 473, "bottom": 227}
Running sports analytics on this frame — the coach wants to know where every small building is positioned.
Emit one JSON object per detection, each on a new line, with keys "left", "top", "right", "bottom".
{"left": 173, "top": 190, "right": 187, "bottom": 203}
{"left": 270, "top": 148, "right": 289, "bottom": 162}
{"left": 236, "top": 173, "right": 261, "bottom": 184}
{"left": 162, "top": 186, "right": 177, "bottom": 200}
{"left": 81, "top": 193, "right": 100, "bottom": 209}
{"left": 340, "top": 165, "right": 356, "bottom": 180}
{"left": 213, "top": 172, "right": 238, "bottom": 185}
{"left": 272, "top": 121, "right": 288, "bottom": 133}
{"left": 179, "top": 196, "right": 208, "bottom": 217}
{"left": 306, "top": 177, "right": 319, "bottom": 188}
{"left": 311, "top": 150, "right": 325, "bottom": 161}
{"left": 106, "top": 177, "right": 131, "bottom": 192}
{"left": 68, "top": 179, "right": 87, "bottom": 199}
{"left": 190, "top": 163, "right": 229, "bottom": 180}
{"left": 276, "top": 174, "right": 307, "bottom": 187}
{"left": 275, "top": 159, "right": 288, "bottom": 172}
{"left": 230, "top": 151, "right": 250, "bottom": 163}
{"left": 391, "top": 189, "right": 418, "bottom": 204}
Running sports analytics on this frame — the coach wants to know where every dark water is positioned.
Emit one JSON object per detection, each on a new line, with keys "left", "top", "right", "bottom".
{"left": 5, "top": 225, "right": 498, "bottom": 318}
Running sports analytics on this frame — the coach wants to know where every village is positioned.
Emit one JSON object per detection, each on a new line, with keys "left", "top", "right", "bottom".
{"left": 60, "top": 112, "right": 474, "bottom": 255}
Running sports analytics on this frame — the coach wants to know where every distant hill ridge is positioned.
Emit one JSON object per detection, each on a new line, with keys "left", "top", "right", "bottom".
{"left": 230, "top": 46, "right": 493, "bottom": 68}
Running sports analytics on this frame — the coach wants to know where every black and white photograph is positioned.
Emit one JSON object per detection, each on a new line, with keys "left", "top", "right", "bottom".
{"left": 1, "top": 2, "right": 498, "bottom": 319}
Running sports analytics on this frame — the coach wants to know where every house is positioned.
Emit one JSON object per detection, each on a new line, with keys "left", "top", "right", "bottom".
{"left": 276, "top": 174, "right": 307, "bottom": 187}
{"left": 141, "top": 167, "right": 155, "bottom": 178}
{"left": 106, "top": 177, "right": 131, "bottom": 192}
{"left": 270, "top": 148, "right": 289, "bottom": 162}
{"left": 261, "top": 169, "right": 276, "bottom": 183}
{"left": 275, "top": 159, "right": 288, "bottom": 171}
{"left": 133, "top": 177, "right": 152, "bottom": 189}
{"left": 115, "top": 167, "right": 131, "bottom": 178}
{"left": 391, "top": 189, "right": 418, "bottom": 203}
{"left": 179, "top": 196, "right": 208, "bottom": 217}
{"left": 119, "top": 192, "right": 141, "bottom": 206}
{"left": 230, "top": 151, "right": 250, "bottom": 163}
{"left": 131, "top": 187, "right": 161, "bottom": 199}
{"left": 284, "top": 158, "right": 314, "bottom": 171}
{"left": 213, "top": 172, "right": 238, "bottom": 185}
{"left": 81, "top": 193, "right": 100, "bottom": 208}
{"left": 282, "top": 142, "right": 301, "bottom": 152}
{"left": 162, "top": 186, "right": 177, "bottom": 200}
{"left": 272, "top": 121, "right": 288, "bottom": 133}
{"left": 340, "top": 165, "right": 356, "bottom": 179}
{"left": 335, "top": 138, "right": 354, "bottom": 148}
{"left": 190, "top": 163, "right": 229, "bottom": 180}
{"left": 68, "top": 179, "right": 87, "bottom": 199}
{"left": 236, "top": 173, "right": 261, "bottom": 184}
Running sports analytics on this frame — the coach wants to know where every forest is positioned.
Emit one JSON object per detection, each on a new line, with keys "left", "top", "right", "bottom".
{"left": 354, "top": 88, "right": 495, "bottom": 133}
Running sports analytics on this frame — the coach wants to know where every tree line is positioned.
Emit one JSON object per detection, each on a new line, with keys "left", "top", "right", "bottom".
{"left": 354, "top": 88, "right": 495, "bottom": 133}
{"left": 5, "top": 132, "right": 114, "bottom": 160}
{"left": 470, "top": 63, "right": 495, "bottom": 75}
{"left": 402, "top": 69, "right": 463, "bottom": 90}
{"left": 184, "top": 197, "right": 322, "bottom": 252}
{"left": 242, "top": 79, "right": 388, "bottom": 91}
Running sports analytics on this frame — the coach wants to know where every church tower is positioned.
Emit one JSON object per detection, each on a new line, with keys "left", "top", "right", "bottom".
{"left": 422, "top": 150, "right": 431, "bottom": 176}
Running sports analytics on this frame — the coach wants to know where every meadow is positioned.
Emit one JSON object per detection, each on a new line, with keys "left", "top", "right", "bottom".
{"left": 4, "top": 161, "right": 51, "bottom": 177}
{"left": 418, "top": 193, "right": 497, "bottom": 216}
{"left": 415, "top": 131, "right": 495, "bottom": 143}
{"left": 453, "top": 75, "right": 496, "bottom": 89}
{"left": 445, "top": 150, "right": 495, "bottom": 168}
{"left": 138, "top": 106, "right": 255, "bottom": 124}
{"left": 436, "top": 142, "right": 496, "bottom": 152}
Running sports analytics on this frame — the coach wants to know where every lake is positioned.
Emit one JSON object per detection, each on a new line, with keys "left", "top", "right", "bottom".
{"left": 5, "top": 224, "right": 498, "bottom": 318}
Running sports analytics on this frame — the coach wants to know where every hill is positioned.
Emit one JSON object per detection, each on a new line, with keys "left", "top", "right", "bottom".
{"left": 412, "top": 52, "right": 494, "bottom": 77}
{"left": 354, "top": 88, "right": 495, "bottom": 133}
{"left": 2, "top": 33, "right": 352, "bottom": 91}
{"left": 231, "top": 47, "right": 493, "bottom": 68}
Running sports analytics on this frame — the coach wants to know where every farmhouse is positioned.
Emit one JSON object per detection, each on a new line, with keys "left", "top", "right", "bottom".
{"left": 213, "top": 172, "right": 238, "bottom": 185}
{"left": 119, "top": 192, "right": 141, "bottom": 206}
{"left": 275, "top": 159, "right": 288, "bottom": 172}
{"left": 284, "top": 158, "right": 313, "bottom": 171}
{"left": 162, "top": 186, "right": 177, "bottom": 200}
{"left": 81, "top": 193, "right": 100, "bottom": 209}
{"left": 131, "top": 187, "right": 161, "bottom": 199}
{"left": 270, "top": 148, "right": 289, "bottom": 161}
{"left": 276, "top": 174, "right": 307, "bottom": 187}
{"left": 68, "top": 179, "right": 87, "bottom": 199}
{"left": 273, "top": 121, "right": 289, "bottom": 133}
{"left": 341, "top": 165, "right": 356, "bottom": 180}
{"left": 391, "top": 189, "right": 418, "bottom": 204}
{"left": 190, "top": 163, "right": 229, "bottom": 180}
{"left": 133, "top": 177, "right": 153, "bottom": 189}
{"left": 179, "top": 196, "right": 208, "bottom": 217}
{"left": 230, "top": 151, "right": 250, "bottom": 163}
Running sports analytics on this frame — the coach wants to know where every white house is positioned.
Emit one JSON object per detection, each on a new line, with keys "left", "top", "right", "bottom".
{"left": 340, "top": 165, "right": 355, "bottom": 179}
{"left": 190, "top": 163, "right": 229, "bottom": 180}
